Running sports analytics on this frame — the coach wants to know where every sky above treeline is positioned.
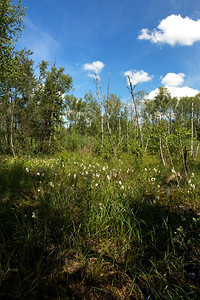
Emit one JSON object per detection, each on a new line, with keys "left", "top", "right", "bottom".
{"left": 16, "top": 0, "right": 200, "bottom": 101}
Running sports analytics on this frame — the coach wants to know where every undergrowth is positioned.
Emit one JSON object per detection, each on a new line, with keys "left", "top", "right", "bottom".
{"left": 0, "top": 153, "right": 200, "bottom": 299}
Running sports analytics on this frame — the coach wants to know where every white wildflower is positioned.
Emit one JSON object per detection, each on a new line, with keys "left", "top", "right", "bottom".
{"left": 48, "top": 182, "right": 54, "bottom": 187}
{"left": 74, "top": 174, "right": 76, "bottom": 179}
{"left": 107, "top": 175, "right": 111, "bottom": 181}
{"left": 32, "top": 212, "right": 36, "bottom": 219}
{"left": 37, "top": 172, "right": 40, "bottom": 176}
{"left": 25, "top": 167, "right": 29, "bottom": 172}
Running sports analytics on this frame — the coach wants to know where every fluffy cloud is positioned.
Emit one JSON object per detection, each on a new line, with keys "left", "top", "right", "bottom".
{"left": 147, "top": 72, "right": 199, "bottom": 99}
{"left": 138, "top": 14, "right": 200, "bottom": 46}
{"left": 147, "top": 86, "right": 199, "bottom": 99}
{"left": 161, "top": 73, "right": 185, "bottom": 87}
{"left": 83, "top": 61, "right": 104, "bottom": 74}
{"left": 124, "top": 70, "right": 153, "bottom": 85}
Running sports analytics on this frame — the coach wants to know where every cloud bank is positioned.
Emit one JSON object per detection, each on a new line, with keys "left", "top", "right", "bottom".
{"left": 147, "top": 72, "right": 199, "bottom": 99}
{"left": 124, "top": 70, "right": 153, "bottom": 85}
{"left": 138, "top": 14, "right": 200, "bottom": 46}
{"left": 148, "top": 86, "right": 199, "bottom": 99}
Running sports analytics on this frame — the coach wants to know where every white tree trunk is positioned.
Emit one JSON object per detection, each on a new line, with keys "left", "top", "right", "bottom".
{"left": 191, "top": 102, "right": 194, "bottom": 158}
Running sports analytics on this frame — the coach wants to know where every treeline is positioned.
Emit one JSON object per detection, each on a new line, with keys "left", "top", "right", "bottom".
{"left": 1, "top": 0, "right": 200, "bottom": 161}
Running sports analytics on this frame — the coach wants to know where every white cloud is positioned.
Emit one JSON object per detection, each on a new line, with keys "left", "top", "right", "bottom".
{"left": 124, "top": 70, "right": 153, "bottom": 85}
{"left": 147, "top": 72, "right": 199, "bottom": 99}
{"left": 161, "top": 73, "right": 185, "bottom": 87}
{"left": 138, "top": 14, "right": 200, "bottom": 46}
{"left": 147, "top": 86, "right": 199, "bottom": 99}
{"left": 83, "top": 61, "right": 105, "bottom": 74}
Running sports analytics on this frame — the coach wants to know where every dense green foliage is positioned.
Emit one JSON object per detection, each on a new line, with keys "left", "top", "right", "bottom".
{"left": 1, "top": 0, "right": 200, "bottom": 161}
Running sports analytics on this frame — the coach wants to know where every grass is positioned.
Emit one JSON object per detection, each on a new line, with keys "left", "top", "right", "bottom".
{"left": 0, "top": 153, "right": 200, "bottom": 299}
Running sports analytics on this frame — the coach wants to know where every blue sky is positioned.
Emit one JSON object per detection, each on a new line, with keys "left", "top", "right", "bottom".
{"left": 16, "top": 0, "right": 200, "bottom": 100}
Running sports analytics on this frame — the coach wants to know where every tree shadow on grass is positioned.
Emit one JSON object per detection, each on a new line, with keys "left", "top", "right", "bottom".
{"left": 0, "top": 162, "right": 200, "bottom": 299}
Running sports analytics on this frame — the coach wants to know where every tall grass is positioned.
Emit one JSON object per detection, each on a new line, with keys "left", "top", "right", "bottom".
{"left": 0, "top": 154, "right": 200, "bottom": 299}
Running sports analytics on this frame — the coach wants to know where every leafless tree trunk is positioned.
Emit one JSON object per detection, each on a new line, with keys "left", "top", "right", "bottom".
{"left": 191, "top": 101, "right": 194, "bottom": 158}
{"left": 126, "top": 107, "right": 129, "bottom": 152}
{"left": 126, "top": 76, "right": 143, "bottom": 147}
{"left": 94, "top": 74, "right": 104, "bottom": 148}
{"left": 196, "top": 143, "right": 199, "bottom": 158}
{"left": 118, "top": 117, "right": 121, "bottom": 142}
{"left": 179, "top": 136, "right": 189, "bottom": 182}
{"left": 159, "top": 135, "right": 166, "bottom": 166}
{"left": 10, "top": 103, "right": 16, "bottom": 157}
{"left": 98, "top": 79, "right": 117, "bottom": 159}
{"left": 145, "top": 138, "right": 150, "bottom": 153}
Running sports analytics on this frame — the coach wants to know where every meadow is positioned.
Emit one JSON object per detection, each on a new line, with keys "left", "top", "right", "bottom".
{"left": 0, "top": 152, "right": 200, "bottom": 299}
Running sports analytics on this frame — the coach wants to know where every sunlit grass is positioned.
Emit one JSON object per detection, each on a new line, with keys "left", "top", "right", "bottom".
{"left": 0, "top": 153, "right": 200, "bottom": 299}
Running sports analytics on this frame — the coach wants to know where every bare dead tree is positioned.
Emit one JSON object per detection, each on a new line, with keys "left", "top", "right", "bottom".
{"left": 196, "top": 143, "right": 199, "bottom": 158}
{"left": 93, "top": 74, "right": 104, "bottom": 148}
{"left": 145, "top": 138, "right": 150, "bottom": 153}
{"left": 98, "top": 78, "right": 117, "bottom": 159}
{"left": 126, "top": 76, "right": 143, "bottom": 147}
{"left": 92, "top": 73, "right": 118, "bottom": 160}
{"left": 10, "top": 102, "right": 16, "bottom": 158}
{"left": 159, "top": 135, "right": 166, "bottom": 166}
{"left": 191, "top": 101, "right": 194, "bottom": 158}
